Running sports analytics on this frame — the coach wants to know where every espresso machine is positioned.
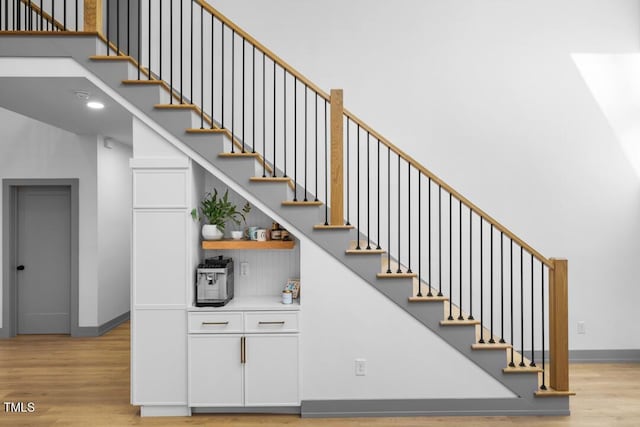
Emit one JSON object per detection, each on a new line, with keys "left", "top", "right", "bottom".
{"left": 196, "top": 256, "right": 234, "bottom": 307}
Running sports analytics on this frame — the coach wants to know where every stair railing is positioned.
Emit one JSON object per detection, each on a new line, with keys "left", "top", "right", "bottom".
{"left": 1, "top": 0, "right": 570, "bottom": 394}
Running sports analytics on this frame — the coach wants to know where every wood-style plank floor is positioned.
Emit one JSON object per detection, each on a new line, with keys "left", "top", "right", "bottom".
{"left": 1, "top": 321, "right": 639, "bottom": 426}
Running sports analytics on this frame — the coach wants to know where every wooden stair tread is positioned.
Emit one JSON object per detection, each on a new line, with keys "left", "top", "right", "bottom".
{"left": 346, "top": 248, "right": 385, "bottom": 255}
{"left": 89, "top": 55, "right": 132, "bottom": 61}
{"left": 471, "top": 342, "right": 511, "bottom": 350}
{"left": 440, "top": 319, "right": 480, "bottom": 326}
{"left": 155, "top": 103, "right": 197, "bottom": 110}
{"left": 249, "top": 176, "right": 292, "bottom": 182}
{"left": 186, "top": 128, "right": 227, "bottom": 134}
{"left": 218, "top": 152, "right": 260, "bottom": 158}
{"left": 122, "top": 79, "right": 164, "bottom": 85}
{"left": 281, "top": 200, "right": 323, "bottom": 206}
{"left": 313, "top": 224, "right": 354, "bottom": 230}
{"left": 503, "top": 366, "right": 543, "bottom": 373}
{"left": 377, "top": 272, "right": 417, "bottom": 279}
{"left": 535, "top": 388, "right": 576, "bottom": 397}
{"left": 408, "top": 295, "right": 448, "bottom": 302}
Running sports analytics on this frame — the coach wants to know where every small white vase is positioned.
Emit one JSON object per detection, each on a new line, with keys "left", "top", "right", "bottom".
{"left": 202, "top": 224, "right": 224, "bottom": 240}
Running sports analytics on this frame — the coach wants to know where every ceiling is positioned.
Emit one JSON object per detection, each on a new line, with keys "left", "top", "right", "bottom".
{"left": 0, "top": 76, "right": 133, "bottom": 145}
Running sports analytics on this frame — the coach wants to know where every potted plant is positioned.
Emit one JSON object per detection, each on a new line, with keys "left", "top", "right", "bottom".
{"left": 192, "top": 189, "right": 251, "bottom": 240}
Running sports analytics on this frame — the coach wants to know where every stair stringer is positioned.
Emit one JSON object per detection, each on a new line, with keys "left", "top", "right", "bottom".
{"left": 0, "top": 35, "right": 569, "bottom": 416}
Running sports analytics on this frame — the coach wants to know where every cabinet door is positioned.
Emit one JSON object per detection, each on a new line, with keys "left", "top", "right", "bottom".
{"left": 244, "top": 334, "right": 299, "bottom": 406}
{"left": 188, "top": 335, "right": 243, "bottom": 407}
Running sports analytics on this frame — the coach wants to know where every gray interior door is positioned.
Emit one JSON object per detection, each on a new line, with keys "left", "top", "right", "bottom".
{"left": 16, "top": 186, "right": 71, "bottom": 334}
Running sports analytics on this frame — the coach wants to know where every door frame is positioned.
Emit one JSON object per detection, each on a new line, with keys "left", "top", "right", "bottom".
{"left": 1, "top": 179, "right": 79, "bottom": 338}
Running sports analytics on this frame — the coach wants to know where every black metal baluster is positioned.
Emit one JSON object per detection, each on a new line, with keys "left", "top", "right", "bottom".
{"left": 448, "top": 192, "right": 453, "bottom": 320}
{"left": 437, "top": 186, "right": 442, "bottom": 295}
{"left": 63, "top": 0, "right": 66, "bottom": 30}
{"left": 116, "top": 0, "right": 119, "bottom": 53}
{"left": 262, "top": 52, "right": 266, "bottom": 176}
{"left": 231, "top": 31, "right": 237, "bottom": 147}
{"left": 355, "top": 125, "right": 360, "bottom": 250}
{"left": 126, "top": 0, "right": 129, "bottom": 55}
{"left": 252, "top": 46, "right": 255, "bottom": 146}
{"left": 397, "top": 154, "right": 401, "bottom": 273}
{"left": 293, "top": 77, "right": 297, "bottom": 199}
{"left": 27, "top": 0, "right": 30, "bottom": 30}
{"left": 39, "top": 0, "right": 43, "bottom": 31}
{"left": 346, "top": 118, "right": 350, "bottom": 225}
{"left": 242, "top": 39, "right": 246, "bottom": 152}
{"left": 158, "top": 0, "right": 162, "bottom": 80}
{"left": 209, "top": 14, "right": 213, "bottom": 121}
{"left": 148, "top": 0, "right": 151, "bottom": 74}
{"left": 386, "top": 146, "right": 391, "bottom": 274}
{"left": 366, "top": 133, "right": 371, "bottom": 250}
{"left": 179, "top": 0, "right": 183, "bottom": 102}
{"left": 221, "top": 23, "right": 224, "bottom": 115}
{"left": 530, "top": 254, "right": 536, "bottom": 367}
{"left": 500, "top": 232, "right": 506, "bottom": 343}
{"left": 168, "top": 0, "right": 172, "bottom": 99}
{"left": 50, "top": 0, "right": 53, "bottom": 30}
{"left": 479, "top": 216, "right": 484, "bottom": 343}
{"left": 190, "top": 0, "right": 193, "bottom": 100}
{"left": 458, "top": 200, "right": 464, "bottom": 320}
{"left": 324, "top": 100, "right": 328, "bottom": 225}
{"left": 272, "top": 60, "right": 276, "bottom": 176}
{"left": 407, "top": 163, "right": 411, "bottom": 272}
{"left": 509, "top": 240, "right": 515, "bottom": 367}
{"left": 489, "top": 225, "right": 495, "bottom": 343}
{"left": 199, "top": 4, "right": 203, "bottom": 128}
{"left": 469, "top": 208, "right": 474, "bottom": 320}
{"left": 519, "top": 246, "right": 525, "bottom": 367}
{"left": 418, "top": 171, "right": 422, "bottom": 297}
{"left": 283, "top": 70, "right": 286, "bottom": 171}
{"left": 105, "top": 0, "right": 111, "bottom": 56}
{"left": 137, "top": 0, "right": 141, "bottom": 79}
{"left": 75, "top": 0, "right": 78, "bottom": 30}
{"left": 427, "top": 178, "right": 432, "bottom": 297}
{"left": 541, "top": 263, "right": 547, "bottom": 390}
{"left": 377, "top": 139, "right": 381, "bottom": 249}
{"left": 314, "top": 93, "right": 318, "bottom": 198}
{"left": 303, "top": 85, "right": 307, "bottom": 197}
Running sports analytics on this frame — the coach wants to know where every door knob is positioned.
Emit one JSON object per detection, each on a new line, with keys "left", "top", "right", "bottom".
{"left": 16, "top": 265, "right": 25, "bottom": 271}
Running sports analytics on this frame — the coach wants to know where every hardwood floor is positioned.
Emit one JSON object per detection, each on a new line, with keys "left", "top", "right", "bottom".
{"left": 1, "top": 321, "right": 638, "bottom": 426}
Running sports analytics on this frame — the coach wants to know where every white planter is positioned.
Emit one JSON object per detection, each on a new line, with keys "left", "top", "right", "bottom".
{"left": 202, "top": 224, "right": 224, "bottom": 240}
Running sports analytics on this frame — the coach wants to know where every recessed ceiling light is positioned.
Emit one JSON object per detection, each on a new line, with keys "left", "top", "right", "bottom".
{"left": 87, "top": 101, "right": 105, "bottom": 110}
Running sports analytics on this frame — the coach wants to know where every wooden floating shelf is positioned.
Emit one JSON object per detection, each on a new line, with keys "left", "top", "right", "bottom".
{"left": 202, "top": 239, "right": 295, "bottom": 250}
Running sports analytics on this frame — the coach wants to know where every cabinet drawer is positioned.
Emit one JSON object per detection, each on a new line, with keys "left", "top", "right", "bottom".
{"left": 244, "top": 312, "right": 299, "bottom": 333}
{"left": 188, "top": 312, "right": 243, "bottom": 333}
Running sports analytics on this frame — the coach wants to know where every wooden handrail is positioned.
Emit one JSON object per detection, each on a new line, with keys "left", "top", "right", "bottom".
{"left": 196, "top": 0, "right": 330, "bottom": 102}
{"left": 343, "top": 107, "right": 553, "bottom": 268}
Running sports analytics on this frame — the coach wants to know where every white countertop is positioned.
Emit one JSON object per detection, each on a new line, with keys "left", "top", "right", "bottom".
{"left": 188, "top": 295, "right": 301, "bottom": 312}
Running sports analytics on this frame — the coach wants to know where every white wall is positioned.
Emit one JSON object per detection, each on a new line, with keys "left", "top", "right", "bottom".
{"left": 0, "top": 106, "right": 99, "bottom": 327}
{"left": 300, "top": 238, "right": 512, "bottom": 399}
{"left": 97, "top": 136, "right": 133, "bottom": 324}
{"left": 210, "top": 0, "right": 640, "bottom": 351}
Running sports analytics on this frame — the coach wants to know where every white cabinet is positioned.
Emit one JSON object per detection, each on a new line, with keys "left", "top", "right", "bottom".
{"left": 245, "top": 334, "right": 299, "bottom": 406}
{"left": 188, "top": 310, "right": 300, "bottom": 408}
{"left": 189, "top": 335, "right": 244, "bottom": 407}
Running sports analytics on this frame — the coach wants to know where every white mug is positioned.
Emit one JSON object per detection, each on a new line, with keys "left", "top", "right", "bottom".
{"left": 256, "top": 229, "right": 267, "bottom": 241}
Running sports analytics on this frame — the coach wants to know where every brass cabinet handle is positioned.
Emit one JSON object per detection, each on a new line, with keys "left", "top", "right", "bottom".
{"left": 258, "top": 321, "right": 286, "bottom": 325}
{"left": 240, "top": 336, "right": 246, "bottom": 364}
{"left": 202, "top": 321, "right": 229, "bottom": 326}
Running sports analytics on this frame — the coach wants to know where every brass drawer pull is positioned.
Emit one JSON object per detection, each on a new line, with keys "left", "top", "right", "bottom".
{"left": 258, "top": 321, "right": 286, "bottom": 325}
{"left": 202, "top": 321, "right": 229, "bottom": 326}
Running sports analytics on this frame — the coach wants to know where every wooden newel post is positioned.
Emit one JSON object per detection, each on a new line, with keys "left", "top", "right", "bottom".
{"left": 330, "top": 89, "right": 344, "bottom": 225}
{"left": 549, "top": 258, "right": 569, "bottom": 392}
{"left": 84, "top": 0, "right": 103, "bottom": 33}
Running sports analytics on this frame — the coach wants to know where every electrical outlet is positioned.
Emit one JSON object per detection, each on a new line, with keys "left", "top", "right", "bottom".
{"left": 240, "top": 262, "right": 249, "bottom": 277}
{"left": 355, "top": 359, "right": 367, "bottom": 376}
{"left": 577, "top": 321, "right": 586, "bottom": 334}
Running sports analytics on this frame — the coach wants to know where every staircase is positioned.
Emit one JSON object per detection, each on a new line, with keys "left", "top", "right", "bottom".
{"left": 0, "top": 0, "right": 573, "bottom": 416}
